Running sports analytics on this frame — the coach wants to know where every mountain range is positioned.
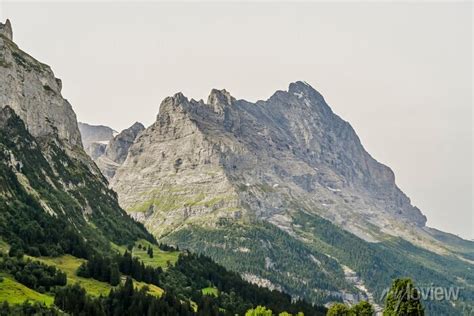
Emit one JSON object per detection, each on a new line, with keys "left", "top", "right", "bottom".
{"left": 87, "top": 77, "right": 473, "bottom": 313}
{"left": 0, "top": 18, "right": 473, "bottom": 315}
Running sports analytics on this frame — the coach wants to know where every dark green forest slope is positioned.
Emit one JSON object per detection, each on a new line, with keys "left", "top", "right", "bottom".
{"left": 0, "top": 106, "right": 152, "bottom": 257}
{"left": 165, "top": 212, "right": 474, "bottom": 315}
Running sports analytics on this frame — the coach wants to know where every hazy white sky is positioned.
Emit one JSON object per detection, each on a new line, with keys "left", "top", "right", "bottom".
{"left": 1, "top": 1, "right": 472, "bottom": 239}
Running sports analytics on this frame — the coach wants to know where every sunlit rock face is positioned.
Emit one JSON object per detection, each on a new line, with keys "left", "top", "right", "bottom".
{"left": 0, "top": 20, "right": 82, "bottom": 148}
{"left": 111, "top": 81, "right": 427, "bottom": 240}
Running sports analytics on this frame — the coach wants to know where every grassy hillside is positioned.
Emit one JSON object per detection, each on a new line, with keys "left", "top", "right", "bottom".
{"left": 0, "top": 240, "right": 324, "bottom": 315}
{"left": 0, "top": 273, "right": 54, "bottom": 306}
{"left": 0, "top": 245, "right": 166, "bottom": 306}
{"left": 33, "top": 255, "right": 113, "bottom": 297}
{"left": 111, "top": 239, "right": 180, "bottom": 269}
{"left": 35, "top": 253, "right": 165, "bottom": 298}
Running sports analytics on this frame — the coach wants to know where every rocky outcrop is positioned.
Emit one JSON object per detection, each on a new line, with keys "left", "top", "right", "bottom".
{"left": 111, "top": 82, "right": 427, "bottom": 243}
{"left": 105, "top": 122, "right": 144, "bottom": 164}
{"left": 0, "top": 19, "right": 12, "bottom": 41}
{"left": 0, "top": 20, "right": 82, "bottom": 147}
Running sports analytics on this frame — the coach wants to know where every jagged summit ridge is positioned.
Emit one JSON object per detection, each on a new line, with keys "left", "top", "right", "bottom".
{"left": 158, "top": 81, "right": 333, "bottom": 118}
{"left": 113, "top": 80, "right": 427, "bottom": 245}
{"left": 207, "top": 89, "right": 235, "bottom": 114}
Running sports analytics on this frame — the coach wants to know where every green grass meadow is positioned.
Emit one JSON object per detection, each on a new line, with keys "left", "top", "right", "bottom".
{"left": 0, "top": 240, "right": 177, "bottom": 307}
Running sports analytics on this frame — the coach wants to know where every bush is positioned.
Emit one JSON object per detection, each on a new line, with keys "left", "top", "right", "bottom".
{"left": 27, "top": 246, "right": 41, "bottom": 257}
{"left": 8, "top": 244, "right": 24, "bottom": 259}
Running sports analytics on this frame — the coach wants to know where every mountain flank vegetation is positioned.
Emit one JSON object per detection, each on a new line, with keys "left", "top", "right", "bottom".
{"left": 1, "top": 18, "right": 473, "bottom": 315}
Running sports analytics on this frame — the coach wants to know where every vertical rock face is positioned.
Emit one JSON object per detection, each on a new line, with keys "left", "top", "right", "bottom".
{"left": 111, "top": 81, "right": 427, "bottom": 243}
{"left": 95, "top": 121, "right": 144, "bottom": 179}
{"left": 0, "top": 20, "right": 152, "bottom": 252}
{"left": 105, "top": 122, "right": 144, "bottom": 164}
{"left": 111, "top": 95, "right": 241, "bottom": 235}
{"left": 0, "top": 20, "right": 82, "bottom": 147}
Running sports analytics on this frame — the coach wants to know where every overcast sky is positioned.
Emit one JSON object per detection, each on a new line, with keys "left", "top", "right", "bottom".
{"left": 1, "top": 2, "right": 472, "bottom": 239}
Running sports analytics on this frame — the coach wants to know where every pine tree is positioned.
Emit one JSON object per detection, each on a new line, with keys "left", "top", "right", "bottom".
{"left": 384, "top": 278, "right": 424, "bottom": 316}
{"left": 110, "top": 263, "right": 121, "bottom": 286}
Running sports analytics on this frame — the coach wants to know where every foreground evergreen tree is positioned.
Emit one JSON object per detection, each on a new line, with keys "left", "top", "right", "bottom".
{"left": 109, "top": 263, "right": 121, "bottom": 286}
{"left": 383, "top": 278, "right": 424, "bottom": 316}
{"left": 147, "top": 245, "right": 154, "bottom": 258}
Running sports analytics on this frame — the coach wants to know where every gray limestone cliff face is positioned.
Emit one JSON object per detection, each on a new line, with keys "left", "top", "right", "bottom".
{"left": 0, "top": 20, "right": 124, "bottom": 219}
{"left": 111, "top": 82, "right": 427, "bottom": 243}
{"left": 111, "top": 95, "right": 241, "bottom": 235}
{"left": 0, "top": 20, "right": 82, "bottom": 148}
{"left": 95, "top": 122, "right": 145, "bottom": 179}
{"left": 105, "top": 122, "right": 144, "bottom": 164}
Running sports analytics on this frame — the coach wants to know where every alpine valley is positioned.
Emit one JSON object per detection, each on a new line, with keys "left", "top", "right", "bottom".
{"left": 0, "top": 20, "right": 327, "bottom": 316}
{"left": 0, "top": 18, "right": 473, "bottom": 316}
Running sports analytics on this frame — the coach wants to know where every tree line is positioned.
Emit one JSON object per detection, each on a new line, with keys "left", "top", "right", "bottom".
{"left": 75, "top": 249, "right": 325, "bottom": 315}
{"left": 0, "top": 253, "right": 67, "bottom": 293}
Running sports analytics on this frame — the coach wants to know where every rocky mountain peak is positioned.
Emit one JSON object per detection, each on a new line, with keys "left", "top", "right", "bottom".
{"left": 207, "top": 89, "right": 235, "bottom": 114}
{"left": 0, "top": 19, "right": 12, "bottom": 41}
{"left": 80, "top": 121, "right": 146, "bottom": 180}
{"left": 105, "top": 121, "right": 145, "bottom": 165}
{"left": 283, "top": 81, "right": 330, "bottom": 114}
{"left": 166, "top": 92, "right": 188, "bottom": 107}
{"left": 157, "top": 92, "right": 190, "bottom": 119}
{"left": 112, "top": 80, "right": 428, "bottom": 244}
{"left": 288, "top": 80, "right": 314, "bottom": 93}
{"left": 130, "top": 121, "right": 145, "bottom": 131}
{"left": 0, "top": 19, "right": 82, "bottom": 147}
